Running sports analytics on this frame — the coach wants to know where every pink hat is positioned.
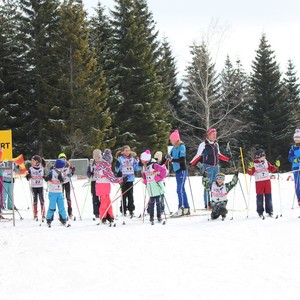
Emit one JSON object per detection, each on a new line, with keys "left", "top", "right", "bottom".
{"left": 169, "top": 130, "right": 180, "bottom": 141}
{"left": 140, "top": 150, "right": 151, "bottom": 162}
{"left": 207, "top": 128, "right": 216, "bottom": 136}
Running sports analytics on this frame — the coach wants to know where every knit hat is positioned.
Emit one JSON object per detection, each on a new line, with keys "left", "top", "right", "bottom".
{"left": 102, "top": 149, "right": 113, "bottom": 164}
{"left": 55, "top": 159, "right": 66, "bottom": 169}
{"left": 207, "top": 128, "right": 217, "bottom": 136}
{"left": 58, "top": 152, "right": 67, "bottom": 159}
{"left": 294, "top": 129, "right": 300, "bottom": 141}
{"left": 169, "top": 130, "right": 180, "bottom": 141}
{"left": 31, "top": 155, "right": 41, "bottom": 164}
{"left": 140, "top": 150, "right": 151, "bottom": 162}
{"left": 254, "top": 149, "right": 266, "bottom": 159}
{"left": 93, "top": 149, "right": 102, "bottom": 160}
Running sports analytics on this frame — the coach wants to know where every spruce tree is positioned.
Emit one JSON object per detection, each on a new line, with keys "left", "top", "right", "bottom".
{"left": 109, "top": 0, "right": 171, "bottom": 154}
{"left": 249, "top": 33, "right": 290, "bottom": 162}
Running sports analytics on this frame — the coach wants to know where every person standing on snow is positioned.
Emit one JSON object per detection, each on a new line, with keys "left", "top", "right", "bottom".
{"left": 247, "top": 149, "right": 280, "bottom": 218}
{"left": 140, "top": 150, "right": 167, "bottom": 224}
{"left": 57, "top": 153, "right": 76, "bottom": 220}
{"left": 166, "top": 129, "right": 190, "bottom": 216}
{"left": 203, "top": 171, "right": 238, "bottom": 220}
{"left": 190, "top": 128, "right": 229, "bottom": 209}
{"left": 94, "top": 149, "right": 124, "bottom": 225}
{"left": 26, "top": 155, "right": 46, "bottom": 221}
{"left": 115, "top": 145, "right": 141, "bottom": 217}
{"left": 288, "top": 129, "right": 300, "bottom": 206}
{"left": 44, "top": 159, "right": 69, "bottom": 227}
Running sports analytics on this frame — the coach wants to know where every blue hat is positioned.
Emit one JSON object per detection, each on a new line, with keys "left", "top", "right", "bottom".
{"left": 55, "top": 159, "right": 66, "bottom": 169}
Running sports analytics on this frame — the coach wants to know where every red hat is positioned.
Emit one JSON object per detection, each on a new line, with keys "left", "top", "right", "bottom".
{"left": 207, "top": 128, "right": 216, "bottom": 136}
{"left": 169, "top": 130, "right": 180, "bottom": 141}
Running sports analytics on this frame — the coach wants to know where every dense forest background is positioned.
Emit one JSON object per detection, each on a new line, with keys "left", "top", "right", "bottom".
{"left": 1, "top": 0, "right": 299, "bottom": 171}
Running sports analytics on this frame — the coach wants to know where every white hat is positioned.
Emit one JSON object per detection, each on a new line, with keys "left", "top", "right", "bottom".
{"left": 93, "top": 149, "right": 102, "bottom": 159}
{"left": 140, "top": 150, "right": 151, "bottom": 162}
{"left": 294, "top": 129, "right": 300, "bottom": 141}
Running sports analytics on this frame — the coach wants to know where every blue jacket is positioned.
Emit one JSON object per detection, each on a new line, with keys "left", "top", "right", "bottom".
{"left": 115, "top": 155, "right": 141, "bottom": 182}
{"left": 170, "top": 143, "right": 187, "bottom": 172}
{"left": 288, "top": 144, "right": 300, "bottom": 169}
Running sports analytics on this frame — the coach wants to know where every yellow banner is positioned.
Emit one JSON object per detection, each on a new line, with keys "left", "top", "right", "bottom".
{"left": 0, "top": 129, "right": 13, "bottom": 160}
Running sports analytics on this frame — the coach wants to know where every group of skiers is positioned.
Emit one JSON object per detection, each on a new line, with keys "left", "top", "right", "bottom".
{"left": 1, "top": 127, "right": 300, "bottom": 225}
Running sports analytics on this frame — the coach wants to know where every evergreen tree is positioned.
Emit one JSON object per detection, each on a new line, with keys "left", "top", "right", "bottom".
{"left": 58, "top": 0, "right": 112, "bottom": 157}
{"left": 249, "top": 33, "right": 290, "bottom": 163}
{"left": 283, "top": 59, "right": 300, "bottom": 132}
{"left": 109, "top": 0, "right": 171, "bottom": 154}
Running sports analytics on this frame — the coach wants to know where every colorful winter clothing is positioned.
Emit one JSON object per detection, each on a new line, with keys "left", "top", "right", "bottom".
{"left": 247, "top": 158, "right": 277, "bottom": 216}
{"left": 203, "top": 172, "right": 238, "bottom": 220}
{"left": 169, "top": 141, "right": 190, "bottom": 213}
{"left": 44, "top": 166, "right": 68, "bottom": 225}
{"left": 87, "top": 159, "right": 100, "bottom": 218}
{"left": 115, "top": 151, "right": 141, "bottom": 215}
{"left": 94, "top": 157, "right": 123, "bottom": 222}
{"left": 142, "top": 158, "right": 167, "bottom": 222}
{"left": 288, "top": 143, "right": 300, "bottom": 203}
{"left": 191, "top": 139, "right": 229, "bottom": 208}
{"left": 27, "top": 164, "right": 46, "bottom": 219}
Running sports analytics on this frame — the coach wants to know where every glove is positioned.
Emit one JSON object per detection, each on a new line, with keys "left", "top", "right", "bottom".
{"left": 234, "top": 169, "right": 239, "bottom": 177}
{"left": 293, "top": 158, "right": 300, "bottom": 163}
{"left": 67, "top": 173, "right": 72, "bottom": 177}
{"left": 202, "top": 176, "right": 209, "bottom": 188}
{"left": 123, "top": 175, "right": 129, "bottom": 183}
{"left": 71, "top": 166, "right": 76, "bottom": 175}
{"left": 248, "top": 162, "right": 254, "bottom": 170}
{"left": 275, "top": 160, "right": 280, "bottom": 168}
{"left": 25, "top": 173, "right": 31, "bottom": 181}
{"left": 165, "top": 154, "right": 172, "bottom": 161}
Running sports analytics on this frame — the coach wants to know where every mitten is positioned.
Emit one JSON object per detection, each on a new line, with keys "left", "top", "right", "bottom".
{"left": 202, "top": 177, "right": 209, "bottom": 188}
{"left": 275, "top": 160, "right": 280, "bottom": 168}
{"left": 248, "top": 162, "right": 254, "bottom": 170}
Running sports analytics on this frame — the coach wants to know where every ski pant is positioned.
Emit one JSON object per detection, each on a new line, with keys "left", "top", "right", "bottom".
{"left": 149, "top": 196, "right": 162, "bottom": 221}
{"left": 202, "top": 164, "right": 219, "bottom": 207}
{"left": 62, "top": 182, "right": 72, "bottom": 216}
{"left": 31, "top": 187, "right": 45, "bottom": 218}
{"left": 46, "top": 192, "right": 68, "bottom": 223}
{"left": 256, "top": 193, "right": 273, "bottom": 215}
{"left": 120, "top": 181, "right": 135, "bottom": 214}
{"left": 91, "top": 181, "right": 100, "bottom": 217}
{"left": 2, "top": 180, "right": 13, "bottom": 209}
{"left": 175, "top": 170, "right": 189, "bottom": 209}
{"left": 293, "top": 169, "right": 300, "bottom": 201}
{"left": 99, "top": 194, "right": 114, "bottom": 221}
{"left": 211, "top": 201, "right": 228, "bottom": 219}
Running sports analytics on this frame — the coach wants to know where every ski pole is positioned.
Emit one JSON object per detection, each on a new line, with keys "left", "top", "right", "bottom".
{"left": 239, "top": 147, "right": 249, "bottom": 194}
{"left": 19, "top": 175, "right": 31, "bottom": 210}
{"left": 277, "top": 167, "right": 282, "bottom": 218}
{"left": 69, "top": 177, "right": 82, "bottom": 220}
{"left": 291, "top": 167, "right": 300, "bottom": 209}
{"left": 230, "top": 184, "right": 237, "bottom": 220}
{"left": 187, "top": 175, "right": 196, "bottom": 212}
{"left": 246, "top": 175, "right": 252, "bottom": 218}
{"left": 80, "top": 178, "right": 92, "bottom": 218}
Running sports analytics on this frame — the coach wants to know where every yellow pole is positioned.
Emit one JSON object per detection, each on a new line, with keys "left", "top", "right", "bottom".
{"left": 240, "top": 147, "right": 249, "bottom": 194}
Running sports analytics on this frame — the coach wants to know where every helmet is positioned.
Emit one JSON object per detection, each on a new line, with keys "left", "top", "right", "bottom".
{"left": 58, "top": 152, "right": 67, "bottom": 159}
{"left": 254, "top": 149, "right": 266, "bottom": 159}
{"left": 215, "top": 172, "right": 225, "bottom": 181}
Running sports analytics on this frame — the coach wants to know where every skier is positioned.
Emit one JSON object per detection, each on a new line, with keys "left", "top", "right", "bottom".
{"left": 26, "top": 155, "right": 46, "bottom": 221}
{"left": 115, "top": 145, "right": 141, "bottom": 217}
{"left": 57, "top": 153, "right": 76, "bottom": 220}
{"left": 87, "top": 149, "right": 102, "bottom": 219}
{"left": 288, "top": 128, "right": 300, "bottom": 206}
{"left": 166, "top": 129, "right": 190, "bottom": 216}
{"left": 140, "top": 150, "right": 167, "bottom": 224}
{"left": 95, "top": 149, "right": 124, "bottom": 225}
{"left": 44, "top": 159, "right": 69, "bottom": 227}
{"left": 202, "top": 171, "right": 238, "bottom": 220}
{"left": 190, "top": 128, "right": 229, "bottom": 209}
{"left": 247, "top": 149, "right": 280, "bottom": 218}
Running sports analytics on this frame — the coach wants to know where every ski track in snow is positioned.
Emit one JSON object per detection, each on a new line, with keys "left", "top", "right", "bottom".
{"left": 1, "top": 175, "right": 300, "bottom": 300}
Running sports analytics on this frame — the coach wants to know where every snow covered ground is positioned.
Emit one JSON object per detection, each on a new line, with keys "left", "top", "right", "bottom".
{"left": 1, "top": 173, "right": 300, "bottom": 300}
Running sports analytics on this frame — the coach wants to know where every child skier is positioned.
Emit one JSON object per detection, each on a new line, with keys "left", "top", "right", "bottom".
{"left": 95, "top": 149, "right": 124, "bottom": 225}
{"left": 202, "top": 171, "right": 238, "bottom": 220}
{"left": 288, "top": 129, "right": 300, "bottom": 206}
{"left": 44, "top": 159, "right": 69, "bottom": 227}
{"left": 140, "top": 150, "right": 167, "bottom": 224}
{"left": 247, "top": 149, "right": 280, "bottom": 218}
{"left": 26, "top": 155, "right": 46, "bottom": 221}
{"left": 57, "top": 153, "right": 76, "bottom": 220}
{"left": 115, "top": 145, "right": 141, "bottom": 217}
{"left": 87, "top": 149, "right": 102, "bottom": 219}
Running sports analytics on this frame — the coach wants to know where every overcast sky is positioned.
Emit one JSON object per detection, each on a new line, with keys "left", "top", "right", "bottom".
{"left": 82, "top": 0, "right": 300, "bottom": 77}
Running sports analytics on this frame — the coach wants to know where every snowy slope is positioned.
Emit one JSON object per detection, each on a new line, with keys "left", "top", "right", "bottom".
{"left": 1, "top": 174, "right": 300, "bottom": 300}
